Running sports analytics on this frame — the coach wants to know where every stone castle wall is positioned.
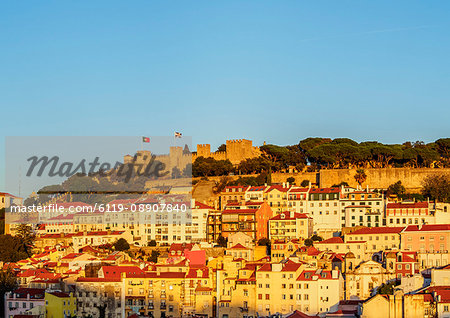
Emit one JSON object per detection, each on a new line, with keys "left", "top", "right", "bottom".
{"left": 193, "top": 168, "right": 450, "bottom": 191}
{"left": 124, "top": 147, "right": 191, "bottom": 175}
{"left": 319, "top": 167, "right": 450, "bottom": 191}
{"left": 193, "top": 139, "right": 261, "bottom": 165}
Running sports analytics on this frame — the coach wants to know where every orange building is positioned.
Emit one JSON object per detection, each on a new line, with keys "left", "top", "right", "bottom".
{"left": 221, "top": 202, "right": 273, "bottom": 240}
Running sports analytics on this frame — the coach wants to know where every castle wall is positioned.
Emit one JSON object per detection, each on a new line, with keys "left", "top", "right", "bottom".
{"left": 271, "top": 172, "right": 318, "bottom": 186}
{"left": 193, "top": 139, "right": 261, "bottom": 165}
{"left": 192, "top": 167, "right": 450, "bottom": 192}
{"left": 126, "top": 149, "right": 191, "bottom": 176}
{"left": 319, "top": 167, "right": 450, "bottom": 191}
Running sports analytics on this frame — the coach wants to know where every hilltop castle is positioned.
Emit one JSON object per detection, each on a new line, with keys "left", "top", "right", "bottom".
{"left": 124, "top": 146, "right": 192, "bottom": 175}
{"left": 122, "top": 139, "right": 261, "bottom": 174}
{"left": 193, "top": 139, "right": 261, "bottom": 165}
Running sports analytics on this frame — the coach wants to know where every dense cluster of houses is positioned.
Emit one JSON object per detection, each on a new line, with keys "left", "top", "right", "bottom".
{"left": 2, "top": 184, "right": 450, "bottom": 317}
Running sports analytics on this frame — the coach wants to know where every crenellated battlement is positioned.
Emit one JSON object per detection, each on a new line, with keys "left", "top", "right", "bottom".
{"left": 193, "top": 139, "right": 261, "bottom": 165}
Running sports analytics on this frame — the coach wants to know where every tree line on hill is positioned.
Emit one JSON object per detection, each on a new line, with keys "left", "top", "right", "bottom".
{"left": 193, "top": 137, "right": 450, "bottom": 178}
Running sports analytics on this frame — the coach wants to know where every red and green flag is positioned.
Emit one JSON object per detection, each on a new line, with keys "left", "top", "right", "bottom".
{"left": 142, "top": 137, "right": 150, "bottom": 143}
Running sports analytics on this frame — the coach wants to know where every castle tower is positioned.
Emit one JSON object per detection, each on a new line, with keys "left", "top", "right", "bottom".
{"left": 226, "top": 139, "right": 255, "bottom": 165}
{"left": 197, "top": 144, "right": 211, "bottom": 158}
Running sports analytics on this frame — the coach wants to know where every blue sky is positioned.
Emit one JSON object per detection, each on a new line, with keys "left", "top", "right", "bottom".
{"left": 1, "top": 1, "right": 449, "bottom": 192}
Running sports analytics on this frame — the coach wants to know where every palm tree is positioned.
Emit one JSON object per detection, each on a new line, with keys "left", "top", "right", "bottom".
{"left": 354, "top": 168, "right": 367, "bottom": 186}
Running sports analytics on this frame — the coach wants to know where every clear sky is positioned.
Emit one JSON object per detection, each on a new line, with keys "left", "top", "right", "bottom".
{"left": 1, "top": 1, "right": 449, "bottom": 192}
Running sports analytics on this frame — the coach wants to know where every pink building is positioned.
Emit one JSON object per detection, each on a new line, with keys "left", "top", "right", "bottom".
{"left": 4, "top": 288, "right": 45, "bottom": 317}
{"left": 401, "top": 224, "right": 450, "bottom": 253}
{"left": 386, "top": 201, "right": 434, "bottom": 226}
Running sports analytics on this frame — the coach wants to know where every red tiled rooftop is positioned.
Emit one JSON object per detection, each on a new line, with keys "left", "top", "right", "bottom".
{"left": 403, "top": 224, "right": 450, "bottom": 232}
{"left": 222, "top": 208, "right": 258, "bottom": 215}
{"left": 289, "top": 188, "right": 310, "bottom": 193}
{"left": 296, "top": 270, "right": 338, "bottom": 281}
{"left": 316, "top": 237, "right": 344, "bottom": 244}
{"left": 287, "top": 310, "right": 319, "bottom": 318}
{"left": 228, "top": 243, "right": 249, "bottom": 250}
{"left": 266, "top": 185, "right": 290, "bottom": 192}
{"left": 387, "top": 201, "right": 429, "bottom": 209}
{"left": 348, "top": 227, "right": 404, "bottom": 235}
{"left": 270, "top": 211, "right": 310, "bottom": 220}
{"left": 309, "top": 187, "right": 340, "bottom": 194}
{"left": 194, "top": 201, "right": 213, "bottom": 210}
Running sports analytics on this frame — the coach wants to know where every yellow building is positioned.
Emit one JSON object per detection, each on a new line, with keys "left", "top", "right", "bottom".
{"left": 45, "top": 291, "right": 76, "bottom": 318}
{"left": 265, "top": 185, "right": 290, "bottom": 214}
{"left": 345, "top": 227, "right": 404, "bottom": 255}
{"left": 269, "top": 211, "right": 313, "bottom": 241}
{"left": 362, "top": 293, "right": 434, "bottom": 318}
{"left": 315, "top": 236, "right": 368, "bottom": 262}
{"left": 271, "top": 239, "right": 303, "bottom": 262}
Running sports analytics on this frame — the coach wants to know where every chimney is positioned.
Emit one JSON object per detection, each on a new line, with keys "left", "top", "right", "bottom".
{"left": 286, "top": 182, "right": 289, "bottom": 188}
{"left": 290, "top": 211, "right": 294, "bottom": 218}
{"left": 283, "top": 182, "right": 286, "bottom": 188}
{"left": 272, "top": 263, "right": 282, "bottom": 272}
{"left": 331, "top": 270, "right": 338, "bottom": 279}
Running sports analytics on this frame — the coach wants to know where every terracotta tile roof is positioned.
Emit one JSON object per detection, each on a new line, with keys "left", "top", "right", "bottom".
{"left": 403, "top": 224, "right": 450, "bottom": 232}
{"left": 8, "top": 288, "right": 45, "bottom": 299}
{"left": 266, "top": 185, "right": 290, "bottom": 193}
{"left": 61, "top": 253, "right": 84, "bottom": 260}
{"left": 348, "top": 227, "right": 404, "bottom": 235}
{"left": 387, "top": 201, "right": 429, "bottom": 209}
{"left": 307, "top": 246, "right": 321, "bottom": 256}
{"left": 281, "top": 260, "right": 303, "bottom": 272}
{"left": 222, "top": 208, "right": 257, "bottom": 215}
{"left": 316, "top": 237, "right": 344, "bottom": 244}
{"left": 186, "top": 267, "right": 209, "bottom": 278}
{"left": 169, "top": 243, "right": 195, "bottom": 253}
{"left": 289, "top": 188, "right": 310, "bottom": 193}
{"left": 425, "top": 286, "right": 450, "bottom": 302}
{"left": 287, "top": 310, "right": 319, "bottom": 318}
{"left": 228, "top": 243, "right": 249, "bottom": 250}
{"left": 195, "top": 286, "right": 213, "bottom": 292}
{"left": 309, "top": 187, "right": 340, "bottom": 194}
{"left": 245, "top": 201, "right": 264, "bottom": 206}
{"left": 101, "top": 266, "right": 144, "bottom": 279}
{"left": 296, "top": 270, "right": 338, "bottom": 281}
{"left": 194, "top": 201, "right": 213, "bottom": 210}
{"left": 48, "top": 291, "right": 71, "bottom": 298}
